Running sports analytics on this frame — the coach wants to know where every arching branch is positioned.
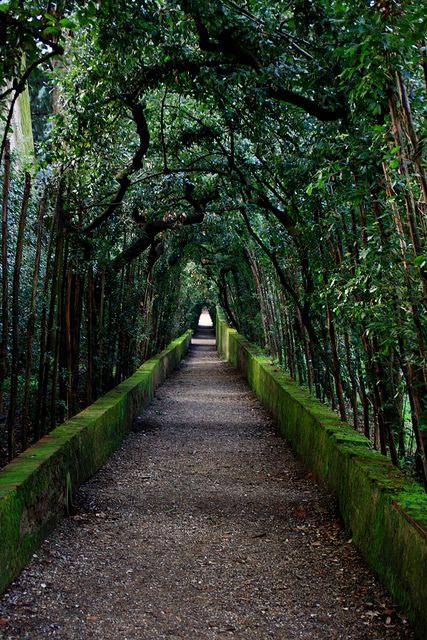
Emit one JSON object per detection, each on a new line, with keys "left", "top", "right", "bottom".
{"left": 108, "top": 182, "right": 211, "bottom": 272}
{"left": 84, "top": 100, "right": 150, "bottom": 233}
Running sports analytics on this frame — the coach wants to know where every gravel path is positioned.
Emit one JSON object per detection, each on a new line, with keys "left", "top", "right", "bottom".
{"left": 0, "top": 322, "right": 415, "bottom": 639}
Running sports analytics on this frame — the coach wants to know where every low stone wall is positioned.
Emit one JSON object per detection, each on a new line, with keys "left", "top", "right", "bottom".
{"left": 0, "top": 330, "right": 192, "bottom": 595}
{"left": 216, "top": 310, "right": 427, "bottom": 639}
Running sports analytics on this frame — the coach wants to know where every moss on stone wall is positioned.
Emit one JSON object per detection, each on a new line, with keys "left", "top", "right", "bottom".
{"left": 0, "top": 330, "right": 192, "bottom": 596}
{"left": 216, "top": 309, "right": 427, "bottom": 639}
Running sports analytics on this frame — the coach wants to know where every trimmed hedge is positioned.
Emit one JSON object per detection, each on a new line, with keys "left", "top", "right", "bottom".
{"left": 216, "top": 309, "right": 427, "bottom": 639}
{"left": 0, "top": 330, "right": 192, "bottom": 595}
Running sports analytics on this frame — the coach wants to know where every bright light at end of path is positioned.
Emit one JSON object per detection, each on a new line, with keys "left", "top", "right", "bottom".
{"left": 198, "top": 307, "right": 213, "bottom": 327}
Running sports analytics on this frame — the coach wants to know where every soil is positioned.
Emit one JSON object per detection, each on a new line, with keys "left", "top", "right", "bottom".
{"left": 0, "top": 323, "right": 415, "bottom": 639}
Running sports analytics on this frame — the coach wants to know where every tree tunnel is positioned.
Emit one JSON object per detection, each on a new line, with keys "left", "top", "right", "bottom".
{"left": 0, "top": 0, "right": 426, "bottom": 484}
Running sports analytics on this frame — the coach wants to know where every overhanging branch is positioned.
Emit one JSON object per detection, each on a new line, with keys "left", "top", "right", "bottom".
{"left": 84, "top": 100, "right": 150, "bottom": 233}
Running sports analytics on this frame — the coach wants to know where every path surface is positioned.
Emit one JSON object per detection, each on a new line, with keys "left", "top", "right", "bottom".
{"left": 0, "top": 322, "right": 414, "bottom": 639}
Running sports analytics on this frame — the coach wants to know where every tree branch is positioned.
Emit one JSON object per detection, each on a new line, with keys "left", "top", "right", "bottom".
{"left": 108, "top": 182, "right": 210, "bottom": 271}
{"left": 84, "top": 100, "right": 150, "bottom": 233}
{"left": 265, "top": 85, "right": 347, "bottom": 122}
{"left": 179, "top": 5, "right": 347, "bottom": 121}
{"left": 2, "top": 13, "right": 65, "bottom": 56}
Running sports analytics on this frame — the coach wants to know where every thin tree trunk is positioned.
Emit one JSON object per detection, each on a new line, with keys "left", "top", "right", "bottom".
{"left": 36, "top": 182, "right": 65, "bottom": 435}
{"left": 22, "top": 188, "right": 47, "bottom": 448}
{"left": 0, "top": 140, "right": 11, "bottom": 416}
{"left": 357, "top": 360, "right": 370, "bottom": 439}
{"left": 6, "top": 172, "right": 31, "bottom": 459}
{"left": 344, "top": 333, "right": 359, "bottom": 430}
{"left": 326, "top": 304, "right": 347, "bottom": 421}
{"left": 34, "top": 204, "right": 56, "bottom": 439}
{"left": 87, "top": 263, "right": 95, "bottom": 402}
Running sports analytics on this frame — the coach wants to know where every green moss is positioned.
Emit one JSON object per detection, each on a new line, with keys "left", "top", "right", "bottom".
{"left": 0, "top": 329, "right": 192, "bottom": 597}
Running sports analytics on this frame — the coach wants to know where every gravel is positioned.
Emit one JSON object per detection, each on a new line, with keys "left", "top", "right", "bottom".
{"left": 0, "top": 324, "right": 415, "bottom": 639}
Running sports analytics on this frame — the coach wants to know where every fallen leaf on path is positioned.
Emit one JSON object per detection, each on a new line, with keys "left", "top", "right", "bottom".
{"left": 72, "top": 515, "right": 90, "bottom": 526}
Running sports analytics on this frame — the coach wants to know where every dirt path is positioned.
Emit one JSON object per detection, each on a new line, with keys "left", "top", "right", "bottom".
{"left": 0, "top": 323, "right": 414, "bottom": 639}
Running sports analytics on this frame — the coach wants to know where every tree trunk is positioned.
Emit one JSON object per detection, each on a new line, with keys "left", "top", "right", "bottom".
{"left": 6, "top": 172, "right": 31, "bottom": 459}
{"left": 0, "top": 140, "right": 11, "bottom": 416}
{"left": 22, "top": 189, "right": 46, "bottom": 448}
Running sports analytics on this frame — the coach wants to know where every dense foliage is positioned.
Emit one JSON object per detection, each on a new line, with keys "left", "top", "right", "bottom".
{"left": 0, "top": 0, "right": 426, "bottom": 485}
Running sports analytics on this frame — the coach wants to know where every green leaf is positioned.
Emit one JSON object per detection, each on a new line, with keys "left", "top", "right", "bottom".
{"left": 43, "top": 26, "right": 60, "bottom": 36}
{"left": 414, "top": 255, "right": 426, "bottom": 267}
{"left": 59, "top": 18, "right": 76, "bottom": 29}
